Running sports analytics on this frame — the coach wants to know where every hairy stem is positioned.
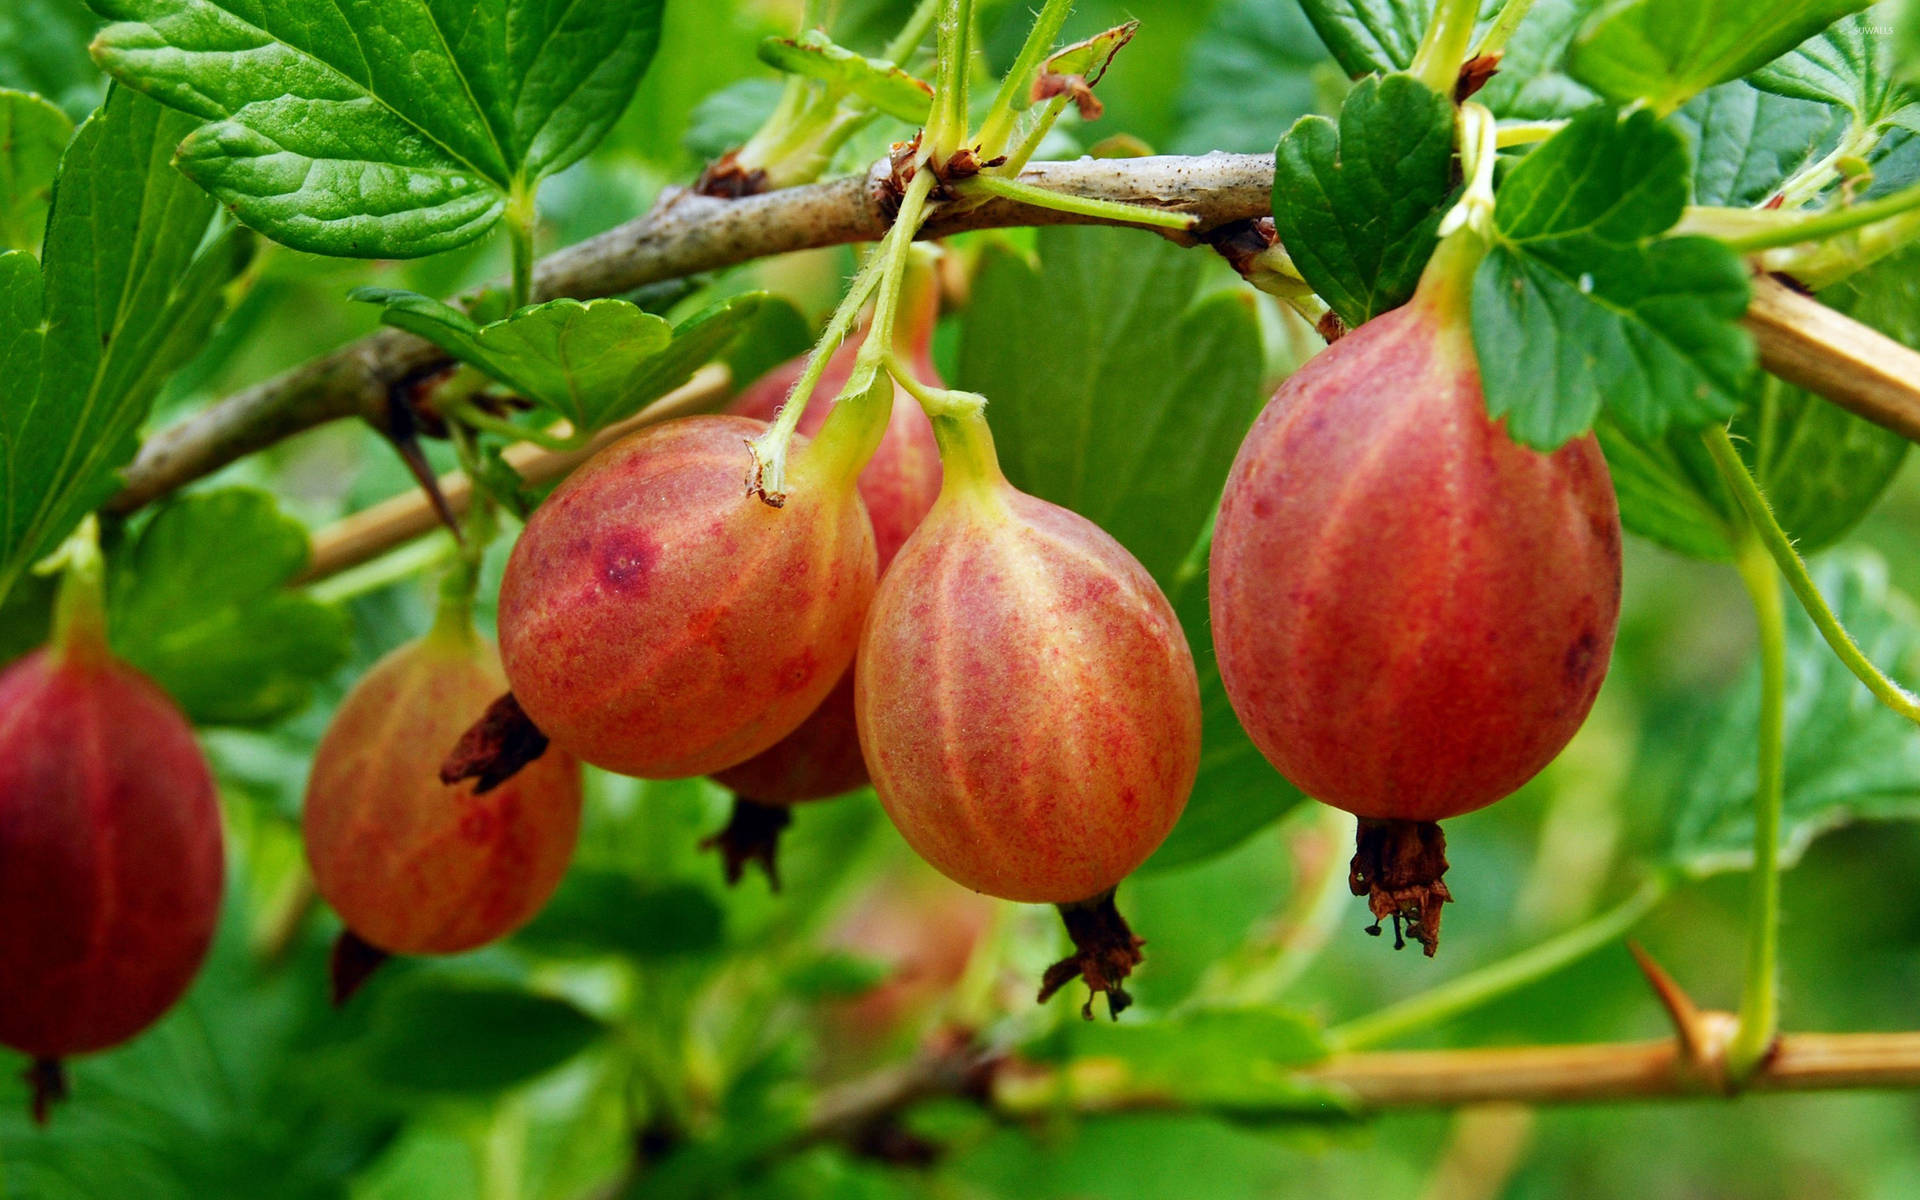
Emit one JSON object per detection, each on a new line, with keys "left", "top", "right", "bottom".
{"left": 924, "top": 0, "right": 973, "bottom": 160}
{"left": 1725, "top": 180, "right": 1920, "bottom": 253}
{"left": 1472, "top": 0, "right": 1537, "bottom": 59}
{"left": 103, "top": 156, "right": 1920, "bottom": 515}
{"left": 957, "top": 171, "right": 1197, "bottom": 229}
{"left": 974, "top": 0, "right": 1075, "bottom": 158}
{"left": 1701, "top": 424, "right": 1920, "bottom": 724}
{"left": 1410, "top": 0, "right": 1481, "bottom": 95}
{"left": 1726, "top": 525, "right": 1788, "bottom": 1084}
{"left": 506, "top": 180, "right": 537, "bottom": 310}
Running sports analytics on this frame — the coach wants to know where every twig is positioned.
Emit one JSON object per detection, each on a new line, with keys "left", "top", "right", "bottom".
{"left": 110, "top": 162, "right": 1920, "bottom": 516}
{"left": 294, "top": 364, "right": 732, "bottom": 583}
{"left": 796, "top": 1027, "right": 1920, "bottom": 1146}
{"left": 108, "top": 154, "right": 1274, "bottom": 513}
{"left": 1742, "top": 273, "right": 1920, "bottom": 443}
{"left": 1294, "top": 1031, "right": 1920, "bottom": 1107}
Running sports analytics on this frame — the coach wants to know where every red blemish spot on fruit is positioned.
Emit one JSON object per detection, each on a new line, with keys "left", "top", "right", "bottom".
{"left": 459, "top": 803, "right": 499, "bottom": 844}
{"left": 597, "top": 532, "right": 658, "bottom": 593}
{"left": 775, "top": 648, "right": 819, "bottom": 694}
{"left": 1564, "top": 628, "right": 1600, "bottom": 688}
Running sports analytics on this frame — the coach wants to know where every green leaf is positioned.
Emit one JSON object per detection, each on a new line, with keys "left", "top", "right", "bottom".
{"left": 0, "top": 0, "right": 103, "bottom": 121}
{"left": 1674, "top": 82, "right": 1837, "bottom": 206}
{"left": 1295, "top": 0, "right": 1436, "bottom": 78}
{"left": 616, "top": 292, "right": 785, "bottom": 426}
{"left": 0, "top": 86, "right": 248, "bottom": 607}
{"left": 359, "top": 289, "right": 777, "bottom": 434}
{"left": 1749, "top": 8, "right": 1916, "bottom": 124}
{"left": 1670, "top": 552, "right": 1920, "bottom": 874}
{"left": 0, "top": 89, "right": 72, "bottom": 253}
{"left": 1271, "top": 73, "right": 1459, "bottom": 329}
{"left": 758, "top": 31, "right": 931, "bottom": 124}
{"left": 105, "top": 488, "right": 349, "bottom": 726}
{"left": 355, "top": 979, "right": 606, "bottom": 1095}
{"left": 1022, "top": 1007, "right": 1334, "bottom": 1113}
{"left": 1473, "top": 105, "right": 1755, "bottom": 448}
{"left": 0, "top": 249, "right": 40, "bottom": 409}
{"left": 473, "top": 298, "right": 675, "bottom": 429}
{"left": 955, "top": 226, "right": 1265, "bottom": 587}
{"left": 88, "top": 0, "right": 665, "bottom": 257}
{"left": 1171, "top": 0, "right": 1326, "bottom": 155}
{"left": 1600, "top": 242, "right": 1915, "bottom": 560}
{"left": 1473, "top": 0, "right": 1609, "bottom": 119}
{"left": 721, "top": 294, "right": 813, "bottom": 392}
{"left": 515, "top": 872, "right": 726, "bottom": 960}
{"left": 1570, "top": 0, "right": 1875, "bottom": 114}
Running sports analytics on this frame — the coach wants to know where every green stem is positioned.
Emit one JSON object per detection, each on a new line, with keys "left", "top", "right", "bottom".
{"left": 806, "top": 169, "right": 941, "bottom": 485}
{"left": 1409, "top": 0, "right": 1481, "bottom": 95}
{"left": 46, "top": 515, "right": 109, "bottom": 664}
{"left": 998, "top": 92, "right": 1073, "bottom": 176}
{"left": 1772, "top": 118, "right": 1880, "bottom": 211}
{"left": 955, "top": 172, "right": 1196, "bottom": 230}
{"left": 440, "top": 420, "right": 497, "bottom": 631}
{"left": 882, "top": 0, "right": 943, "bottom": 65}
{"left": 505, "top": 178, "right": 537, "bottom": 309}
{"left": 307, "top": 538, "right": 450, "bottom": 606}
{"left": 924, "top": 0, "right": 974, "bottom": 161}
{"left": 1327, "top": 875, "right": 1670, "bottom": 1052}
{"left": 1495, "top": 118, "right": 1565, "bottom": 147}
{"left": 1701, "top": 424, "right": 1920, "bottom": 725}
{"left": 927, "top": 404, "right": 1006, "bottom": 495}
{"left": 974, "top": 0, "right": 1075, "bottom": 159}
{"left": 1726, "top": 525, "right": 1788, "bottom": 1084}
{"left": 444, "top": 401, "right": 583, "bottom": 451}
{"left": 1722, "top": 180, "right": 1920, "bottom": 253}
{"left": 749, "top": 249, "right": 888, "bottom": 496}
{"left": 1471, "top": 0, "right": 1537, "bottom": 60}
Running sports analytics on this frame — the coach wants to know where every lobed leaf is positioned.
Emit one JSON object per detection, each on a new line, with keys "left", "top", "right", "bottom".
{"left": 1749, "top": 8, "right": 1916, "bottom": 123}
{"left": 1674, "top": 82, "right": 1837, "bottom": 207}
{"left": 1570, "top": 0, "right": 1875, "bottom": 115}
{"left": 358, "top": 289, "right": 782, "bottom": 434}
{"left": 1271, "top": 73, "right": 1459, "bottom": 329}
{"left": 87, "top": 0, "right": 664, "bottom": 257}
{"left": 106, "top": 487, "right": 349, "bottom": 726}
{"left": 1474, "top": 105, "right": 1755, "bottom": 448}
{"left": 1602, "top": 242, "right": 1915, "bottom": 560}
{"left": 1021, "top": 1007, "right": 1336, "bottom": 1114}
{"left": 1296, "top": 0, "right": 1447, "bottom": 78}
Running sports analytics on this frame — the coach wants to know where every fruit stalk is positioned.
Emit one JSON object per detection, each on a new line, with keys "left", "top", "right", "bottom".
{"left": 1725, "top": 527, "right": 1788, "bottom": 1083}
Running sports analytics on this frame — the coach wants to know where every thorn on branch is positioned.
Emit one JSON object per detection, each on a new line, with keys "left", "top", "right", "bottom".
{"left": 382, "top": 364, "right": 465, "bottom": 543}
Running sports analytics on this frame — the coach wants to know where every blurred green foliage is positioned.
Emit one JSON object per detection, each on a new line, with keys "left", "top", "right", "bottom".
{"left": 4, "top": 2, "right": 1920, "bottom": 1198}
